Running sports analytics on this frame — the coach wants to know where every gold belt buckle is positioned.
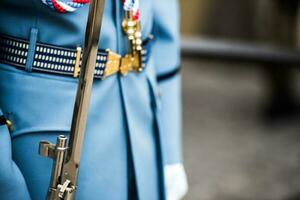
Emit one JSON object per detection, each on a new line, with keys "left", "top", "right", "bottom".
{"left": 73, "top": 47, "right": 143, "bottom": 79}
{"left": 105, "top": 50, "right": 121, "bottom": 77}
{"left": 105, "top": 50, "right": 142, "bottom": 78}
{"left": 120, "top": 53, "right": 141, "bottom": 75}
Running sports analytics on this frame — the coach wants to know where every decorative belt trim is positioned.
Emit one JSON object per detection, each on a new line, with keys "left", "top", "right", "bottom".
{"left": 0, "top": 34, "right": 152, "bottom": 79}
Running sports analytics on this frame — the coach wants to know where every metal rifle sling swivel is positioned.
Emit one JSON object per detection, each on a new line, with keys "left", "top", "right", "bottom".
{"left": 38, "top": 0, "right": 106, "bottom": 199}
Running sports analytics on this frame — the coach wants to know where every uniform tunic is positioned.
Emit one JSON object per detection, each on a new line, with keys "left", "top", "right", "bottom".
{"left": 0, "top": 0, "right": 181, "bottom": 199}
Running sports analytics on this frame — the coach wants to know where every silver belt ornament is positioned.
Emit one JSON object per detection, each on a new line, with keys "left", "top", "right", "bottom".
{"left": 38, "top": 0, "right": 106, "bottom": 199}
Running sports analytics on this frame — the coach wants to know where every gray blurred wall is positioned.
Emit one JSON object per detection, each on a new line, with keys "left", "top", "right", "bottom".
{"left": 180, "top": 0, "right": 300, "bottom": 123}
{"left": 180, "top": 0, "right": 300, "bottom": 44}
{"left": 180, "top": 0, "right": 256, "bottom": 40}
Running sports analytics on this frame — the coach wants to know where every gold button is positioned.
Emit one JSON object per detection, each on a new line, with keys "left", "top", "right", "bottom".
{"left": 6, "top": 119, "right": 13, "bottom": 131}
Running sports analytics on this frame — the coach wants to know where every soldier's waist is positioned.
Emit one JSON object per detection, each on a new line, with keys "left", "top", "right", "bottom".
{"left": 0, "top": 33, "right": 153, "bottom": 80}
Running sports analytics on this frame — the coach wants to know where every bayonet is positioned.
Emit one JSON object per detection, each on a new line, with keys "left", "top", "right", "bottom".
{"left": 39, "top": 0, "right": 106, "bottom": 199}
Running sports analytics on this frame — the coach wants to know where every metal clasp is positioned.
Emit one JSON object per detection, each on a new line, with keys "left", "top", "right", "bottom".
{"left": 104, "top": 50, "right": 121, "bottom": 77}
{"left": 120, "top": 53, "right": 141, "bottom": 75}
{"left": 5, "top": 119, "right": 13, "bottom": 132}
{"left": 104, "top": 49, "right": 143, "bottom": 78}
{"left": 39, "top": 141, "right": 56, "bottom": 159}
{"left": 73, "top": 47, "right": 82, "bottom": 78}
{"left": 57, "top": 179, "right": 75, "bottom": 199}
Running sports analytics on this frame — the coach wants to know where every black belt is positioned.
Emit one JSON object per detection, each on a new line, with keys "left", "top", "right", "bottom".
{"left": 0, "top": 34, "right": 152, "bottom": 79}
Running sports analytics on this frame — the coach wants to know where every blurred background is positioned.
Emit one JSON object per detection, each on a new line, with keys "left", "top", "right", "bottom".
{"left": 180, "top": 0, "right": 300, "bottom": 200}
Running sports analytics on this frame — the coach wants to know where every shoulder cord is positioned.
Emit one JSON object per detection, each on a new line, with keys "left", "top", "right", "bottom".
{"left": 42, "top": 0, "right": 90, "bottom": 13}
{"left": 42, "top": 0, "right": 140, "bottom": 18}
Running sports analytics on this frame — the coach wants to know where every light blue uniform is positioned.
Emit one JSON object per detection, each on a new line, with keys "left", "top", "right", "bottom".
{"left": 0, "top": 0, "right": 181, "bottom": 199}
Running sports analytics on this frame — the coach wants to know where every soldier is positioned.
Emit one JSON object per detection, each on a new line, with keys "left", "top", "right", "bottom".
{"left": 0, "top": 0, "right": 187, "bottom": 199}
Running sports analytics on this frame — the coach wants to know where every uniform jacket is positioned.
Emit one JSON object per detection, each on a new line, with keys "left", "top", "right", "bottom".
{"left": 0, "top": 0, "right": 181, "bottom": 199}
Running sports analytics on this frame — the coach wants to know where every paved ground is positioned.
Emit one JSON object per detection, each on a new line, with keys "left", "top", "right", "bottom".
{"left": 182, "top": 58, "right": 300, "bottom": 200}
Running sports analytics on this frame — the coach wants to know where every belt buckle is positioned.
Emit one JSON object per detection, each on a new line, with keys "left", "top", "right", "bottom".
{"left": 76, "top": 48, "right": 143, "bottom": 79}
{"left": 104, "top": 50, "right": 121, "bottom": 78}
{"left": 105, "top": 50, "right": 141, "bottom": 77}
{"left": 120, "top": 53, "right": 141, "bottom": 76}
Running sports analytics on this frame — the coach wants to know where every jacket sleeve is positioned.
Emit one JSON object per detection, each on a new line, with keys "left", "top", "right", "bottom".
{"left": 152, "top": 0, "right": 182, "bottom": 165}
{"left": 0, "top": 109, "right": 31, "bottom": 199}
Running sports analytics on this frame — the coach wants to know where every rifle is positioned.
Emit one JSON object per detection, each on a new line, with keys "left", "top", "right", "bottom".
{"left": 38, "top": 0, "right": 106, "bottom": 199}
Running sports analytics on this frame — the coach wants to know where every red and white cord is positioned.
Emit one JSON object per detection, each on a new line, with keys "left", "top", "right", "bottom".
{"left": 123, "top": 0, "right": 140, "bottom": 21}
{"left": 42, "top": 0, "right": 90, "bottom": 13}
{"left": 42, "top": 0, "right": 140, "bottom": 20}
